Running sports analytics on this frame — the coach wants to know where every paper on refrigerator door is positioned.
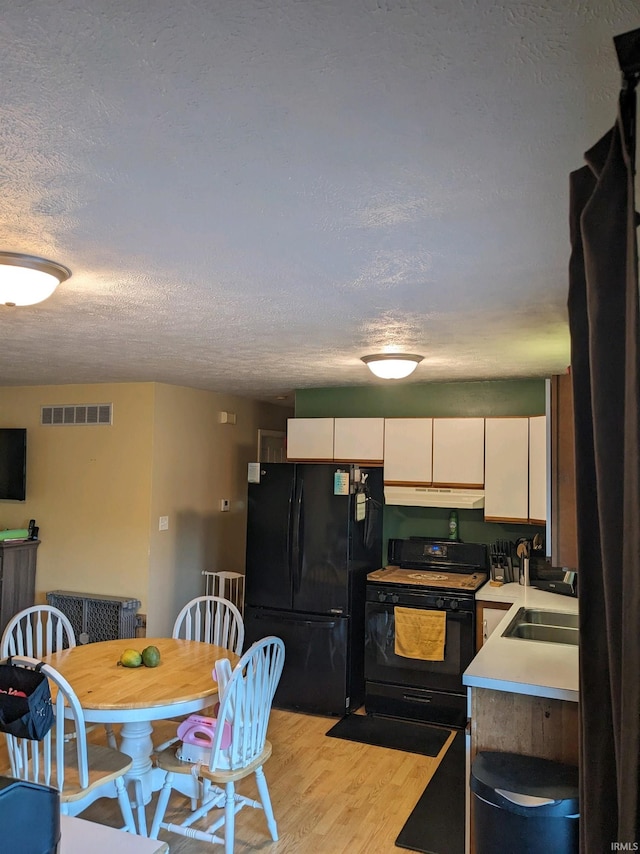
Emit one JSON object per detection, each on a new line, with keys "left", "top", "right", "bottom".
{"left": 334, "top": 470, "right": 349, "bottom": 495}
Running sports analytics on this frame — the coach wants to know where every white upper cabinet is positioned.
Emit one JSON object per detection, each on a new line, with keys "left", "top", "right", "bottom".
{"left": 432, "top": 418, "right": 485, "bottom": 487}
{"left": 383, "top": 418, "right": 433, "bottom": 484}
{"left": 528, "top": 415, "right": 547, "bottom": 524}
{"left": 287, "top": 417, "right": 384, "bottom": 463}
{"left": 286, "top": 418, "right": 334, "bottom": 460}
{"left": 484, "top": 417, "right": 529, "bottom": 522}
{"left": 333, "top": 417, "right": 384, "bottom": 463}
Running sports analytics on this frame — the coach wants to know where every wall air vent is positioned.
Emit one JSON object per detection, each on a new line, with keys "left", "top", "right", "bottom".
{"left": 41, "top": 403, "right": 112, "bottom": 426}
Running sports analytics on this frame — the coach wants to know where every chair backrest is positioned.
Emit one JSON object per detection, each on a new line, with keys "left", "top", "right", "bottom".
{"left": 4, "top": 655, "right": 90, "bottom": 793}
{"left": 1, "top": 606, "right": 77, "bottom": 658}
{"left": 208, "top": 635, "right": 285, "bottom": 773}
{"left": 172, "top": 595, "right": 244, "bottom": 654}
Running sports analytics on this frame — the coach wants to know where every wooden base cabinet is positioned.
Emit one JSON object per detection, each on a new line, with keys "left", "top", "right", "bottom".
{"left": 470, "top": 687, "right": 579, "bottom": 764}
{"left": 0, "top": 540, "right": 39, "bottom": 637}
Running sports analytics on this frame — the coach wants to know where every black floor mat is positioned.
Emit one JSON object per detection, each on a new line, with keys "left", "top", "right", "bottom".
{"left": 395, "top": 730, "right": 465, "bottom": 854}
{"left": 325, "top": 713, "right": 450, "bottom": 757}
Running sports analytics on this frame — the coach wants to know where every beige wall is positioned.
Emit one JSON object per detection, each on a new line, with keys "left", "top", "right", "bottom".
{"left": 0, "top": 383, "right": 155, "bottom": 606}
{"left": 146, "top": 384, "right": 290, "bottom": 636}
{"left": 0, "top": 382, "right": 290, "bottom": 637}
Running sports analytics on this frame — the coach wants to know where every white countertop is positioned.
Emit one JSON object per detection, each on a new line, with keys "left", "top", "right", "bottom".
{"left": 463, "top": 582, "right": 579, "bottom": 702}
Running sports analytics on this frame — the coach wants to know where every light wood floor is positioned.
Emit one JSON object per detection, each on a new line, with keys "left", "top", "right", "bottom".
{"left": 1, "top": 710, "right": 456, "bottom": 853}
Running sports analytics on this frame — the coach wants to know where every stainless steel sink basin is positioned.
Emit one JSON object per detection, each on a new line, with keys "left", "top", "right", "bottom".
{"left": 502, "top": 608, "right": 579, "bottom": 645}
{"left": 513, "top": 608, "right": 579, "bottom": 629}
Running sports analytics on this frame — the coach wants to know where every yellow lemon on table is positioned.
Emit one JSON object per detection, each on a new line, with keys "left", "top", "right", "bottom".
{"left": 118, "top": 649, "right": 143, "bottom": 668}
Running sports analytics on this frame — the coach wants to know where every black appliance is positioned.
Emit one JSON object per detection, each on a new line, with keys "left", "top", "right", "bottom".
{"left": 364, "top": 536, "right": 488, "bottom": 729}
{"left": 528, "top": 555, "right": 578, "bottom": 598}
{"left": 0, "top": 428, "right": 27, "bottom": 502}
{"left": 243, "top": 463, "right": 383, "bottom": 716}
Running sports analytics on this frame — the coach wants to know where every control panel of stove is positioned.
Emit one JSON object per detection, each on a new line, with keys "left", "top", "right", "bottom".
{"left": 374, "top": 590, "right": 462, "bottom": 610}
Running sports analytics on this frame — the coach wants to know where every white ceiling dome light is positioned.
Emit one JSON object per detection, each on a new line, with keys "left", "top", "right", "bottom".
{"left": 361, "top": 353, "right": 424, "bottom": 379}
{"left": 0, "top": 252, "right": 71, "bottom": 307}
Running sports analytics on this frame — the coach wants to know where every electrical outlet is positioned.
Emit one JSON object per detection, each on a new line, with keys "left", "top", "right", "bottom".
{"left": 159, "top": 516, "right": 169, "bottom": 531}
{"left": 220, "top": 499, "right": 230, "bottom": 512}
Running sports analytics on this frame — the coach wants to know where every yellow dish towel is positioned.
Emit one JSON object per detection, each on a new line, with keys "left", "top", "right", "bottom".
{"left": 394, "top": 607, "right": 446, "bottom": 661}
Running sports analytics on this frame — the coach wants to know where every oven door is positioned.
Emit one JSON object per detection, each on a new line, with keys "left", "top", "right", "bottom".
{"left": 364, "top": 596, "right": 475, "bottom": 695}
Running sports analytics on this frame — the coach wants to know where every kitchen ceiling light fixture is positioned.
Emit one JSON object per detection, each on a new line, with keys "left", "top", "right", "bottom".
{"left": 361, "top": 353, "right": 424, "bottom": 379}
{"left": 0, "top": 252, "right": 71, "bottom": 307}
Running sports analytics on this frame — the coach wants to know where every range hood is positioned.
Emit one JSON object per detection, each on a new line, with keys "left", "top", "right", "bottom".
{"left": 384, "top": 485, "right": 485, "bottom": 509}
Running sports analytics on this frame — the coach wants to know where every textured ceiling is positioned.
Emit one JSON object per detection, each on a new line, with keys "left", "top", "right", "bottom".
{"left": 1, "top": 0, "right": 638, "bottom": 403}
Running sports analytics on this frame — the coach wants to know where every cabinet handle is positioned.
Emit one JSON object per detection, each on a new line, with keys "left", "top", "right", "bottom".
{"left": 483, "top": 618, "right": 488, "bottom": 641}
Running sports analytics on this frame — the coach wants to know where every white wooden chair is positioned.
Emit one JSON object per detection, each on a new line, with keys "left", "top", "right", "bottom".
{"left": 172, "top": 595, "right": 244, "bottom": 655}
{"left": 1, "top": 605, "right": 116, "bottom": 749}
{"left": 154, "top": 594, "right": 245, "bottom": 781}
{"left": 150, "top": 636, "right": 285, "bottom": 852}
{"left": 1, "top": 605, "right": 76, "bottom": 658}
{"left": 2, "top": 655, "right": 137, "bottom": 833}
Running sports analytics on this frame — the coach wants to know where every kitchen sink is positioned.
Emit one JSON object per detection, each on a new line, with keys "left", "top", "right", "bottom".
{"left": 502, "top": 608, "right": 579, "bottom": 645}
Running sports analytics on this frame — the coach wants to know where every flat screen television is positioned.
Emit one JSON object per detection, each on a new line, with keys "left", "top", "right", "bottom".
{"left": 0, "top": 429, "right": 27, "bottom": 501}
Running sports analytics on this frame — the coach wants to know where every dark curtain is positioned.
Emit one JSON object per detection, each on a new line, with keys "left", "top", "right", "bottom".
{"left": 568, "top": 89, "right": 640, "bottom": 851}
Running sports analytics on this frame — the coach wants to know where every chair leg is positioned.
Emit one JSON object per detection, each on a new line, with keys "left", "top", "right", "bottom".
{"left": 255, "top": 766, "right": 278, "bottom": 841}
{"left": 114, "top": 775, "right": 137, "bottom": 834}
{"left": 224, "top": 781, "right": 236, "bottom": 854}
{"left": 105, "top": 723, "right": 117, "bottom": 749}
{"left": 134, "top": 779, "right": 147, "bottom": 837}
{"left": 150, "top": 771, "right": 174, "bottom": 839}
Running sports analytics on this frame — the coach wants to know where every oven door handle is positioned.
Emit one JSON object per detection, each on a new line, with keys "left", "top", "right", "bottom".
{"left": 402, "top": 692, "right": 434, "bottom": 704}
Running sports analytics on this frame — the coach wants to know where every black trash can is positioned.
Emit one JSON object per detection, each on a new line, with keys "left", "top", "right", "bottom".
{"left": 471, "top": 752, "right": 579, "bottom": 854}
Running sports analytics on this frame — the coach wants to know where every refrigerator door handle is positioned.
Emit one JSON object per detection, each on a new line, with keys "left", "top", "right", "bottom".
{"left": 287, "top": 476, "right": 295, "bottom": 579}
{"left": 251, "top": 613, "right": 337, "bottom": 629}
{"left": 292, "top": 477, "right": 303, "bottom": 592}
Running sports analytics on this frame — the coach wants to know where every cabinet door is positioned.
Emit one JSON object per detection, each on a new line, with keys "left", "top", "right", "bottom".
{"left": 432, "top": 418, "right": 484, "bottom": 487}
{"left": 383, "top": 418, "right": 433, "bottom": 484}
{"left": 528, "top": 415, "right": 547, "bottom": 524}
{"left": 333, "top": 418, "right": 384, "bottom": 463}
{"left": 0, "top": 542, "right": 38, "bottom": 637}
{"left": 484, "top": 418, "right": 529, "bottom": 522}
{"left": 475, "top": 601, "right": 512, "bottom": 650}
{"left": 286, "top": 418, "right": 334, "bottom": 460}
{"left": 551, "top": 374, "right": 578, "bottom": 568}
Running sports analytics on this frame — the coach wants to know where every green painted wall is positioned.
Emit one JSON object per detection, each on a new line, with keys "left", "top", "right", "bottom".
{"left": 294, "top": 379, "right": 546, "bottom": 418}
{"left": 382, "top": 505, "right": 545, "bottom": 563}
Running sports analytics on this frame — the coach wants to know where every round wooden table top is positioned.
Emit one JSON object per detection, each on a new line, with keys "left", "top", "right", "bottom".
{"left": 42, "top": 637, "right": 237, "bottom": 712}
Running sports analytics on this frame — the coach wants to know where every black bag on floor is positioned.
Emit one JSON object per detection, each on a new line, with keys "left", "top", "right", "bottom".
{"left": 0, "top": 659, "right": 54, "bottom": 741}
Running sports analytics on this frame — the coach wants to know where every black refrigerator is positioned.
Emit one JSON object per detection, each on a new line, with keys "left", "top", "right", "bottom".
{"left": 243, "top": 462, "right": 383, "bottom": 716}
